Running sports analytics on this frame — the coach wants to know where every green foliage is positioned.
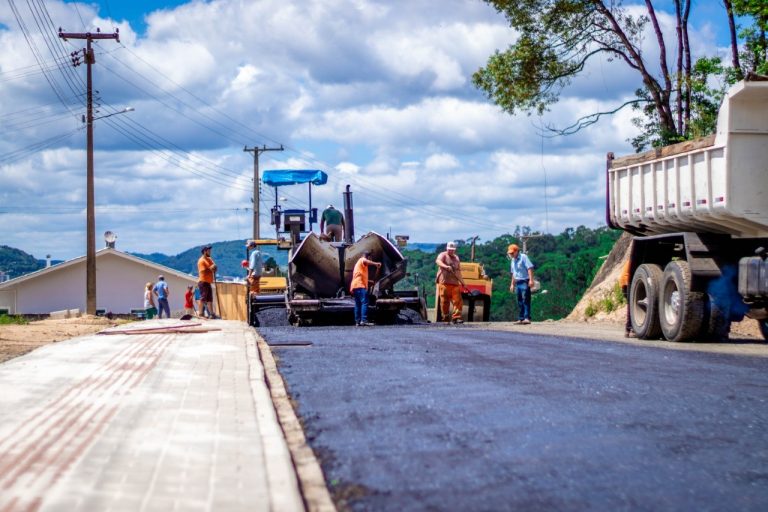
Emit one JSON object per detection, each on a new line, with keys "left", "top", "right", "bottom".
{"left": 0, "top": 314, "right": 28, "bottom": 325}
{"left": 0, "top": 245, "right": 46, "bottom": 279}
{"left": 584, "top": 302, "right": 598, "bottom": 318}
{"left": 473, "top": 0, "right": 603, "bottom": 117}
{"left": 476, "top": 1, "right": 767, "bottom": 153}
{"left": 599, "top": 296, "right": 616, "bottom": 313}
{"left": 733, "top": 0, "right": 768, "bottom": 75}
{"left": 399, "top": 225, "right": 621, "bottom": 321}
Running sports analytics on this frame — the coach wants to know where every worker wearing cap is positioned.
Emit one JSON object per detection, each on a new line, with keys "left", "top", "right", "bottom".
{"left": 435, "top": 241, "right": 466, "bottom": 324}
{"left": 153, "top": 275, "right": 170, "bottom": 319}
{"left": 508, "top": 244, "right": 535, "bottom": 324}
{"left": 320, "top": 204, "right": 345, "bottom": 242}
{"left": 350, "top": 251, "right": 382, "bottom": 326}
{"left": 246, "top": 240, "right": 263, "bottom": 297}
{"left": 197, "top": 245, "right": 218, "bottom": 319}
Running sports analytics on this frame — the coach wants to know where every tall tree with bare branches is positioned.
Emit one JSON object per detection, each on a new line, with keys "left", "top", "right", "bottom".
{"left": 473, "top": 1, "right": 765, "bottom": 151}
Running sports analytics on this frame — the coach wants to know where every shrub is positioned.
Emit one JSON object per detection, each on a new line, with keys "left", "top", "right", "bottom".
{"left": 0, "top": 314, "right": 28, "bottom": 325}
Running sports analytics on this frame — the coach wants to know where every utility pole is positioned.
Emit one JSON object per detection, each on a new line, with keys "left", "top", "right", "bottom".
{"left": 244, "top": 144, "right": 283, "bottom": 239}
{"left": 59, "top": 28, "right": 119, "bottom": 316}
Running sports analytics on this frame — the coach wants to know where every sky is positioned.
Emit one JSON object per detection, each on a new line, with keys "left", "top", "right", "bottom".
{"left": 0, "top": 0, "right": 737, "bottom": 261}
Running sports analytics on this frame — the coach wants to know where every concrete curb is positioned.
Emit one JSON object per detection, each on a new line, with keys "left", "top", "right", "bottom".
{"left": 245, "top": 330, "right": 306, "bottom": 512}
{"left": 252, "top": 331, "right": 337, "bottom": 512}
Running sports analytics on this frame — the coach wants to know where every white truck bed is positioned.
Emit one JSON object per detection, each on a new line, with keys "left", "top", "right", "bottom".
{"left": 607, "top": 79, "right": 768, "bottom": 238}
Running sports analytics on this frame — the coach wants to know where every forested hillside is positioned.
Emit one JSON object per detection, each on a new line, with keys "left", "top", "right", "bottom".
{"left": 133, "top": 240, "right": 283, "bottom": 278}
{"left": 0, "top": 246, "right": 61, "bottom": 280}
{"left": 397, "top": 226, "right": 621, "bottom": 321}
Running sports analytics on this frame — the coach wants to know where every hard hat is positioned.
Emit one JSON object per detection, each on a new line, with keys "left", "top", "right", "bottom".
{"left": 507, "top": 244, "right": 519, "bottom": 254}
{"left": 446, "top": 241, "right": 457, "bottom": 250}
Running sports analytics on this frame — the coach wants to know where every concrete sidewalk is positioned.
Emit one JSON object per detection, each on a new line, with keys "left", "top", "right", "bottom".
{"left": 0, "top": 320, "right": 305, "bottom": 512}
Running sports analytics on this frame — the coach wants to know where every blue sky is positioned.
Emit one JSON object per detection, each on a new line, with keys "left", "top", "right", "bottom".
{"left": 0, "top": 0, "right": 739, "bottom": 261}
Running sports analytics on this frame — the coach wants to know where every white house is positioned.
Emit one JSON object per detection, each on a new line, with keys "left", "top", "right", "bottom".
{"left": 0, "top": 248, "right": 199, "bottom": 315}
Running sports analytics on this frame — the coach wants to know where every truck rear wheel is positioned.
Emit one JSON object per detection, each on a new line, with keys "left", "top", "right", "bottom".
{"left": 659, "top": 260, "right": 704, "bottom": 342}
{"left": 699, "top": 293, "right": 731, "bottom": 342}
{"left": 630, "top": 264, "right": 663, "bottom": 339}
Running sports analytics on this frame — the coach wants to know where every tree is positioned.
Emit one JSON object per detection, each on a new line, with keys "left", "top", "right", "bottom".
{"left": 473, "top": 1, "right": 766, "bottom": 151}
{"left": 732, "top": 0, "right": 768, "bottom": 76}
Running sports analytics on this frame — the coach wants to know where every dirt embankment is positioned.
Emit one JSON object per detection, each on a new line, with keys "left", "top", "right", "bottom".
{"left": 0, "top": 316, "right": 121, "bottom": 364}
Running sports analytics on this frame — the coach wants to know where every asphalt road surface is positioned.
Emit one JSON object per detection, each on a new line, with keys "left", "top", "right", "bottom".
{"left": 260, "top": 324, "right": 768, "bottom": 511}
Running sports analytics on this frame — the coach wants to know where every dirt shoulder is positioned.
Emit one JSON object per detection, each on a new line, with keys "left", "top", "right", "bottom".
{"left": 0, "top": 316, "right": 124, "bottom": 364}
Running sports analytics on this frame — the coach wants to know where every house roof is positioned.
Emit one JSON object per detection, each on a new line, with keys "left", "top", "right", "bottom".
{"left": 0, "top": 248, "right": 197, "bottom": 290}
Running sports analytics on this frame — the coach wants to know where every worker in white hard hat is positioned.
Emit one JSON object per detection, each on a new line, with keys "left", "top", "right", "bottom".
{"left": 320, "top": 204, "right": 345, "bottom": 242}
{"left": 435, "top": 241, "right": 466, "bottom": 324}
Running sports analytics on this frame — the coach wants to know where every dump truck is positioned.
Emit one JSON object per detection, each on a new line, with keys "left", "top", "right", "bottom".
{"left": 248, "top": 170, "right": 425, "bottom": 326}
{"left": 607, "top": 77, "right": 768, "bottom": 342}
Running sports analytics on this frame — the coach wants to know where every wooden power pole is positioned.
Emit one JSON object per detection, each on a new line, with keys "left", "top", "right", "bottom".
{"left": 59, "top": 28, "right": 119, "bottom": 315}
{"left": 244, "top": 144, "right": 283, "bottom": 239}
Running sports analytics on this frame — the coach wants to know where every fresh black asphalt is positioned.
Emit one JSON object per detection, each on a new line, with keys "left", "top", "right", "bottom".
{"left": 259, "top": 325, "right": 768, "bottom": 511}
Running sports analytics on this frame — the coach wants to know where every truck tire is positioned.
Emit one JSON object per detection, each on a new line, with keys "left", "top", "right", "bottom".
{"left": 630, "top": 264, "right": 663, "bottom": 339}
{"left": 759, "top": 319, "right": 768, "bottom": 342}
{"left": 659, "top": 260, "right": 705, "bottom": 342}
{"left": 699, "top": 293, "right": 731, "bottom": 342}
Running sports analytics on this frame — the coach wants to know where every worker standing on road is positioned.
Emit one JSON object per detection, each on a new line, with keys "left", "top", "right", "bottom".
{"left": 435, "top": 241, "right": 466, "bottom": 324}
{"left": 508, "top": 244, "right": 535, "bottom": 324}
{"left": 153, "top": 275, "right": 170, "bottom": 319}
{"left": 197, "top": 245, "right": 218, "bottom": 319}
{"left": 619, "top": 259, "right": 636, "bottom": 337}
{"left": 350, "top": 251, "right": 381, "bottom": 326}
{"left": 246, "top": 240, "right": 263, "bottom": 297}
{"left": 320, "top": 204, "right": 345, "bottom": 242}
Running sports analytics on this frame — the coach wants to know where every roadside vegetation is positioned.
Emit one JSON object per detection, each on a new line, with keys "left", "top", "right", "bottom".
{"left": 0, "top": 314, "right": 28, "bottom": 325}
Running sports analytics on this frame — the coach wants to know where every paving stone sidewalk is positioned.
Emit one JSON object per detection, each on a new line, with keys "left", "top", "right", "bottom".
{"left": 0, "top": 320, "right": 304, "bottom": 512}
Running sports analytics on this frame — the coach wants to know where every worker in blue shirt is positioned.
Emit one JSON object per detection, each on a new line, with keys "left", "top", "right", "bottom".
{"left": 507, "top": 244, "right": 535, "bottom": 324}
{"left": 153, "top": 275, "right": 171, "bottom": 319}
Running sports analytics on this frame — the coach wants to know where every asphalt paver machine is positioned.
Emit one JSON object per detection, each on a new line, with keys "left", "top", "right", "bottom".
{"left": 248, "top": 170, "right": 425, "bottom": 326}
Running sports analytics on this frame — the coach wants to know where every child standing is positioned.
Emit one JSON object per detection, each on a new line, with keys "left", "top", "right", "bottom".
{"left": 184, "top": 285, "right": 196, "bottom": 317}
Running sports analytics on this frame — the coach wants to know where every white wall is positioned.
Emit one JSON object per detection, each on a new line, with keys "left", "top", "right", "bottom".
{"left": 9, "top": 252, "right": 198, "bottom": 314}
{"left": 0, "top": 290, "right": 14, "bottom": 314}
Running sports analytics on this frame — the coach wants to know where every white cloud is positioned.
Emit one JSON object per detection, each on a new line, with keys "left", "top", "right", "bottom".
{"left": 0, "top": 0, "right": 728, "bottom": 259}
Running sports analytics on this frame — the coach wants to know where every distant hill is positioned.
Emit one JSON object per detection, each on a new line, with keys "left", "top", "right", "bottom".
{"left": 0, "top": 246, "right": 63, "bottom": 280}
{"left": 132, "top": 240, "right": 287, "bottom": 279}
{"left": 0, "top": 241, "right": 285, "bottom": 282}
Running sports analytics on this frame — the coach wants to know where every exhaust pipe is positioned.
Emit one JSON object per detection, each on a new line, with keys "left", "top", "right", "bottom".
{"left": 343, "top": 184, "right": 355, "bottom": 244}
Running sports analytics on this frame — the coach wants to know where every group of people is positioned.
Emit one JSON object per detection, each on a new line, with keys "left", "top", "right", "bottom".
{"left": 141, "top": 244, "right": 222, "bottom": 321}
{"left": 434, "top": 242, "right": 535, "bottom": 325}
{"left": 350, "top": 241, "right": 536, "bottom": 327}
{"left": 143, "top": 276, "right": 172, "bottom": 320}
{"left": 141, "top": 201, "right": 536, "bottom": 325}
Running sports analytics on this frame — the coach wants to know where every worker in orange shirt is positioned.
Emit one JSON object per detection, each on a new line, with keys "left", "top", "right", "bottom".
{"left": 435, "top": 241, "right": 466, "bottom": 324}
{"left": 197, "top": 245, "right": 219, "bottom": 319}
{"left": 620, "top": 259, "right": 635, "bottom": 337}
{"left": 350, "top": 251, "right": 381, "bottom": 326}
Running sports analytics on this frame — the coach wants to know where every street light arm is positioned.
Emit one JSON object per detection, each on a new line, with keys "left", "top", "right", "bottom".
{"left": 89, "top": 107, "right": 135, "bottom": 122}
